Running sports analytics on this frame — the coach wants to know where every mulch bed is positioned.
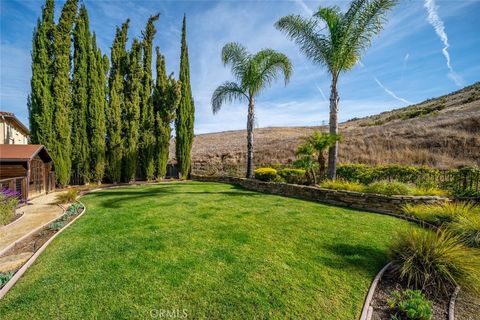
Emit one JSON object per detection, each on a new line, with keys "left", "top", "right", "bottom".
{"left": 370, "top": 266, "right": 449, "bottom": 320}
{"left": 455, "top": 289, "right": 480, "bottom": 320}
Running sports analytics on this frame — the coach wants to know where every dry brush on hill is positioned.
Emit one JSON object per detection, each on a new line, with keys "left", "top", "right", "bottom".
{"left": 170, "top": 82, "right": 480, "bottom": 176}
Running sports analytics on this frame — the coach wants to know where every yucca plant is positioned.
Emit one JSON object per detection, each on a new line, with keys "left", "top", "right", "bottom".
{"left": 389, "top": 229, "right": 480, "bottom": 295}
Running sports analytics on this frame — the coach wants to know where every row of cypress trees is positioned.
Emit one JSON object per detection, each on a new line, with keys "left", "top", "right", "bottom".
{"left": 29, "top": 0, "right": 195, "bottom": 186}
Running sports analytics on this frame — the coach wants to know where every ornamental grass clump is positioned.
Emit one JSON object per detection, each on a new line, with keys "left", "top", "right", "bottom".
{"left": 364, "top": 181, "right": 413, "bottom": 196}
{"left": 319, "top": 179, "right": 364, "bottom": 192}
{"left": 56, "top": 188, "right": 79, "bottom": 204}
{"left": 448, "top": 213, "right": 480, "bottom": 248}
{"left": 403, "top": 202, "right": 476, "bottom": 225}
{"left": 389, "top": 229, "right": 480, "bottom": 295}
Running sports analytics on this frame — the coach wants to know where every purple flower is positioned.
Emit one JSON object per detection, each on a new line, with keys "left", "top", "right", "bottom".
{"left": 0, "top": 188, "right": 20, "bottom": 200}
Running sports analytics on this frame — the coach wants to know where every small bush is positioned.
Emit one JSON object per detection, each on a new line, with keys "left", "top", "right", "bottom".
{"left": 364, "top": 181, "right": 412, "bottom": 196}
{"left": 56, "top": 188, "right": 78, "bottom": 204}
{"left": 49, "top": 221, "right": 66, "bottom": 231}
{"left": 389, "top": 229, "right": 480, "bottom": 295}
{"left": 448, "top": 213, "right": 480, "bottom": 248}
{"left": 0, "top": 271, "right": 14, "bottom": 288}
{"left": 0, "top": 188, "right": 20, "bottom": 226}
{"left": 410, "top": 186, "right": 448, "bottom": 197}
{"left": 319, "top": 179, "right": 364, "bottom": 192}
{"left": 403, "top": 202, "right": 476, "bottom": 225}
{"left": 388, "top": 289, "right": 432, "bottom": 320}
{"left": 254, "top": 168, "right": 278, "bottom": 182}
{"left": 278, "top": 168, "right": 306, "bottom": 185}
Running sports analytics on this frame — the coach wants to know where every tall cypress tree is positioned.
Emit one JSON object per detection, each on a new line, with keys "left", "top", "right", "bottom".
{"left": 175, "top": 15, "right": 195, "bottom": 179}
{"left": 122, "top": 39, "right": 142, "bottom": 182}
{"left": 71, "top": 4, "right": 90, "bottom": 184}
{"left": 87, "top": 34, "right": 107, "bottom": 184}
{"left": 51, "top": 0, "right": 78, "bottom": 186}
{"left": 139, "top": 14, "right": 160, "bottom": 180}
{"left": 154, "top": 48, "right": 181, "bottom": 178}
{"left": 107, "top": 20, "right": 129, "bottom": 183}
{"left": 29, "top": 0, "right": 54, "bottom": 148}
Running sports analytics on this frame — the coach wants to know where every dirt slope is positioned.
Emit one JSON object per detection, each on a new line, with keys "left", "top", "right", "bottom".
{"left": 171, "top": 82, "right": 480, "bottom": 176}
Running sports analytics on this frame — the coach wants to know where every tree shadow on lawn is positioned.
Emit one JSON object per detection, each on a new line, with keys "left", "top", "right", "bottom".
{"left": 84, "top": 183, "right": 261, "bottom": 208}
{"left": 315, "top": 243, "right": 387, "bottom": 275}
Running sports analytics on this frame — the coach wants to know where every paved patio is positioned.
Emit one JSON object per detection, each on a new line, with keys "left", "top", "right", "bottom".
{"left": 0, "top": 192, "right": 64, "bottom": 255}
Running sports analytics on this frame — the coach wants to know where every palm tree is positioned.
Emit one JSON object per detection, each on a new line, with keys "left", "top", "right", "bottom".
{"left": 276, "top": 0, "right": 397, "bottom": 179}
{"left": 212, "top": 42, "right": 293, "bottom": 178}
{"left": 304, "top": 131, "right": 339, "bottom": 179}
{"left": 294, "top": 142, "right": 317, "bottom": 185}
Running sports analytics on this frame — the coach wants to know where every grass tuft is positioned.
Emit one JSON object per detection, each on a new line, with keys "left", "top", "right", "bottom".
{"left": 389, "top": 228, "right": 480, "bottom": 295}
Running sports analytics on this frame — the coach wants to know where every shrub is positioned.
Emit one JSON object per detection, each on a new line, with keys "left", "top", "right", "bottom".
{"left": 56, "top": 188, "right": 78, "bottom": 204}
{"left": 254, "top": 168, "right": 278, "bottom": 182}
{"left": 364, "top": 181, "right": 412, "bottom": 196}
{"left": 0, "top": 271, "right": 14, "bottom": 288}
{"left": 403, "top": 202, "right": 476, "bottom": 225}
{"left": 278, "top": 168, "right": 306, "bottom": 185}
{"left": 319, "top": 179, "right": 364, "bottom": 192}
{"left": 448, "top": 213, "right": 480, "bottom": 248}
{"left": 49, "top": 221, "right": 66, "bottom": 231}
{"left": 0, "top": 188, "right": 20, "bottom": 226}
{"left": 387, "top": 289, "right": 432, "bottom": 320}
{"left": 389, "top": 229, "right": 480, "bottom": 295}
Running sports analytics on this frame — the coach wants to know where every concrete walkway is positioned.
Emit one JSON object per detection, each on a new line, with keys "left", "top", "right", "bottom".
{"left": 0, "top": 192, "right": 64, "bottom": 255}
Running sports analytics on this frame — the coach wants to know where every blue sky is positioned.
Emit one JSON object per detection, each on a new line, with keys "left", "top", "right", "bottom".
{"left": 1, "top": 0, "right": 479, "bottom": 134}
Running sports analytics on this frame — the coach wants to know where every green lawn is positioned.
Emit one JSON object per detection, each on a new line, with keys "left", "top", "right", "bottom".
{"left": 0, "top": 182, "right": 417, "bottom": 319}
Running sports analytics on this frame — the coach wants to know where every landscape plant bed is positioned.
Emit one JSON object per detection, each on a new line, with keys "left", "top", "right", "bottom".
{"left": 1, "top": 213, "right": 24, "bottom": 228}
{"left": 0, "top": 202, "right": 84, "bottom": 290}
{"left": 370, "top": 266, "right": 449, "bottom": 320}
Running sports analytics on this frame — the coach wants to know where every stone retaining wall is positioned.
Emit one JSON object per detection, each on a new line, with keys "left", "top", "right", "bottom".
{"left": 191, "top": 175, "right": 448, "bottom": 214}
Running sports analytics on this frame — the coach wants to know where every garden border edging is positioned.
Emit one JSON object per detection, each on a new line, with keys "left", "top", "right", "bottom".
{"left": 0, "top": 204, "right": 66, "bottom": 258}
{"left": 360, "top": 262, "right": 392, "bottom": 320}
{"left": 0, "top": 212, "right": 25, "bottom": 231}
{"left": 0, "top": 200, "right": 87, "bottom": 300}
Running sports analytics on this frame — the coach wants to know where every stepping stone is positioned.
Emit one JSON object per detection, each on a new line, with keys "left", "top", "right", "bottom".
{"left": 0, "top": 252, "right": 33, "bottom": 273}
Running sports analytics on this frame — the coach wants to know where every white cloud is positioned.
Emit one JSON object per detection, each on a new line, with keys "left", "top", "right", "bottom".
{"left": 423, "top": 0, "right": 464, "bottom": 87}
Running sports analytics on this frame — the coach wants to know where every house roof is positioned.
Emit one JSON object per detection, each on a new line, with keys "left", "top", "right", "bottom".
{"left": 0, "top": 144, "right": 52, "bottom": 162}
{"left": 0, "top": 112, "right": 30, "bottom": 135}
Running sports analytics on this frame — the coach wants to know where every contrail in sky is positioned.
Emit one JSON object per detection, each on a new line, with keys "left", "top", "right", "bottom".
{"left": 424, "top": 0, "right": 463, "bottom": 86}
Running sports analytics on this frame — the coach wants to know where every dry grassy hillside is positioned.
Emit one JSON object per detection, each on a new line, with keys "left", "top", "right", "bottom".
{"left": 171, "top": 82, "right": 480, "bottom": 176}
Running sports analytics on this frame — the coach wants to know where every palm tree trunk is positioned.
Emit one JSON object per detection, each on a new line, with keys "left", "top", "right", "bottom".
{"left": 318, "top": 152, "right": 326, "bottom": 181}
{"left": 246, "top": 97, "right": 255, "bottom": 178}
{"left": 327, "top": 76, "right": 339, "bottom": 180}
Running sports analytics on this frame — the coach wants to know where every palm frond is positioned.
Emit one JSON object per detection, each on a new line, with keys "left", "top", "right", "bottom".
{"left": 211, "top": 81, "right": 248, "bottom": 114}
{"left": 340, "top": 0, "right": 397, "bottom": 71}
{"left": 275, "top": 15, "right": 332, "bottom": 68}
{"left": 221, "top": 42, "right": 250, "bottom": 82}
{"left": 249, "top": 49, "right": 293, "bottom": 93}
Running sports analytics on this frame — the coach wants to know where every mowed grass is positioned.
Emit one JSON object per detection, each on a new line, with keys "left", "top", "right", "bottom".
{"left": 0, "top": 182, "right": 417, "bottom": 319}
